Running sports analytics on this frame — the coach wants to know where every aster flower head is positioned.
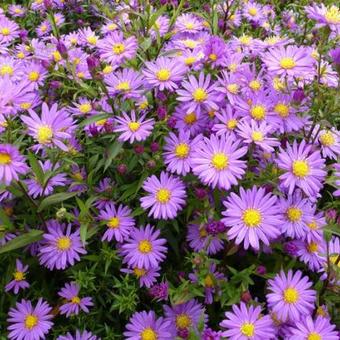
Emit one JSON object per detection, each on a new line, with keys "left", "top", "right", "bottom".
{"left": 177, "top": 72, "right": 221, "bottom": 116}
{"left": 0, "top": 16, "right": 19, "bottom": 44}
{"left": 316, "top": 128, "right": 340, "bottom": 159}
{"left": 150, "top": 15, "right": 170, "bottom": 39}
{"left": 38, "top": 220, "right": 86, "bottom": 270}
{"left": 22, "top": 61, "right": 48, "bottom": 90}
{"left": 57, "top": 330, "right": 99, "bottom": 340}
{"left": 0, "top": 144, "right": 28, "bottom": 185}
{"left": 149, "top": 282, "right": 169, "bottom": 301}
{"left": 124, "top": 310, "right": 172, "bottom": 340}
{"left": 294, "top": 239, "right": 326, "bottom": 272}
{"left": 243, "top": 1, "right": 265, "bottom": 24}
{"left": 212, "top": 106, "right": 241, "bottom": 139}
{"left": 5, "top": 259, "right": 29, "bottom": 294}
{"left": 175, "top": 13, "right": 204, "bottom": 33}
{"left": 120, "top": 224, "right": 167, "bottom": 270}
{"left": 58, "top": 282, "right": 93, "bottom": 317}
{"left": 98, "top": 202, "right": 135, "bottom": 242}
{"left": 191, "top": 134, "right": 248, "bottom": 190}
{"left": 203, "top": 36, "right": 227, "bottom": 68}
{"left": 222, "top": 186, "right": 282, "bottom": 250}
{"left": 305, "top": 4, "right": 340, "bottom": 31}
{"left": 122, "top": 266, "right": 160, "bottom": 288}
{"left": 7, "top": 299, "right": 53, "bottom": 340}
{"left": 21, "top": 103, "right": 75, "bottom": 152}
{"left": 143, "top": 56, "right": 187, "bottom": 91}
{"left": 266, "top": 270, "right": 316, "bottom": 322}
{"left": 262, "top": 45, "right": 315, "bottom": 78}
{"left": 216, "top": 71, "right": 243, "bottom": 105}
{"left": 277, "top": 140, "right": 326, "bottom": 197}
{"left": 140, "top": 172, "right": 187, "bottom": 220}
{"left": 114, "top": 111, "right": 154, "bottom": 144}
{"left": 220, "top": 302, "right": 276, "bottom": 339}
{"left": 163, "top": 130, "right": 202, "bottom": 176}
{"left": 287, "top": 315, "right": 338, "bottom": 340}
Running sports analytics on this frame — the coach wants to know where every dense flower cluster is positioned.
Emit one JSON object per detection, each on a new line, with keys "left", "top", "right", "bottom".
{"left": 0, "top": 0, "right": 339, "bottom": 339}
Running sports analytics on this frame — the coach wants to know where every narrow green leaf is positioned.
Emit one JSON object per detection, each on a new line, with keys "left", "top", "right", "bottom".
{"left": 38, "top": 192, "right": 78, "bottom": 212}
{"left": 104, "top": 141, "right": 123, "bottom": 171}
{"left": 27, "top": 152, "right": 44, "bottom": 185}
{"left": 0, "top": 208, "right": 13, "bottom": 231}
{"left": 78, "top": 113, "right": 111, "bottom": 128}
{"left": 0, "top": 230, "right": 43, "bottom": 254}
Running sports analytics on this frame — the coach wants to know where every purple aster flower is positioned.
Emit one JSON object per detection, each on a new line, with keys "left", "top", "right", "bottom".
{"left": 22, "top": 61, "right": 48, "bottom": 90}
{"left": 7, "top": 298, "right": 53, "bottom": 340}
{"left": 140, "top": 171, "right": 187, "bottom": 220}
{"left": 175, "top": 13, "right": 204, "bottom": 33}
{"left": 222, "top": 186, "right": 282, "bottom": 250}
{"left": 219, "top": 302, "right": 276, "bottom": 339}
{"left": 243, "top": 1, "right": 265, "bottom": 24}
{"left": 21, "top": 102, "right": 75, "bottom": 152}
{"left": 97, "top": 32, "right": 137, "bottom": 65}
{"left": 8, "top": 5, "right": 26, "bottom": 18}
{"left": 330, "top": 47, "right": 340, "bottom": 66}
{"left": 143, "top": 56, "right": 187, "bottom": 91}
{"left": 287, "top": 315, "right": 338, "bottom": 340}
{"left": 305, "top": 4, "right": 340, "bottom": 32}
{"left": 316, "top": 128, "right": 340, "bottom": 160}
{"left": 186, "top": 222, "right": 224, "bottom": 255}
{"left": 78, "top": 27, "right": 99, "bottom": 47}
{"left": 0, "top": 144, "right": 28, "bottom": 185}
{"left": 124, "top": 310, "right": 172, "bottom": 340}
{"left": 98, "top": 202, "right": 135, "bottom": 242}
{"left": 105, "top": 68, "right": 144, "bottom": 99}
{"left": 304, "top": 209, "right": 326, "bottom": 243}
{"left": 5, "top": 259, "right": 29, "bottom": 294}
{"left": 120, "top": 225, "right": 167, "bottom": 270}
{"left": 38, "top": 220, "right": 86, "bottom": 270}
{"left": 262, "top": 46, "right": 315, "bottom": 78}
{"left": 164, "top": 299, "right": 207, "bottom": 338}
{"left": 0, "top": 16, "right": 19, "bottom": 44}
{"left": 212, "top": 106, "right": 241, "bottom": 139}
{"left": 216, "top": 71, "right": 242, "bottom": 105}
{"left": 177, "top": 72, "right": 221, "bottom": 116}
{"left": 277, "top": 140, "right": 326, "bottom": 197}
{"left": 163, "top": 130, "right": 202, "bottom": 176}
{"left": 24, "top": 160, "right": 67, "bottom": 198}
{"left": 121, "top": 266, "right": 160, "bottom": 288}
{"left": 293, "top": 239, "right": 326, "bottom": 271}
{"left": 191, "top": 134, "right": 248, "bottom": 190}
{"left": 149, "top": 282, "right": 169, "bottom": 301}
{"left": 278, "top": 191, "right": 314, "bottom": 239}
{"left": 319, "top": 236, "right": 340, "bottom": 282}
{"left": 69, "top": 97, "right": 96, "bottom": 117}
{"left": 114, "top": 111, "right": 154, "bottom": 144}
{"left": 203, "top": 36, "right": 227, "bottom": 68}
{"left": 57, "top": 330, "right": 99, "bottom": 340}
{"left": 333, "top": 163, "right": 340, "bottom": 197}
{"left": 58, "top": 282, "right": 93, "bottom": 317}
{"left": 266, "top": 270, "right": 316, "bottom": 322}
{"left": 236, "top": 119, "right": 280, "bottom": 152}
{"left": 150, "top": 15, "right": 170, "bottom": 39}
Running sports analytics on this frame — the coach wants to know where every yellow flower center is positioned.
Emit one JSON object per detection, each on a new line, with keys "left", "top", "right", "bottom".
{"left": 156, "top": 68, "right": 171, "bottom": 81}
{"left": 128, "top": 121, "right": 141, "bottom": 132}
{"left": 24, "top": 314, "right": 38, "bottom": 330}
{"left": 316, "top": 306, "right": 328, "bottom": 317}
{"left": 275, "top": 103, "right": 289, "bottom": 118}
{"left": 192, "top": 88, "right": 207, "bottom": 102}
{"left": 239, "top": 35, "right": 251, "bottom": 45}
{"left": 307, "top": 242, "right": 318, "bottom": 253}
{"left": 319, "top": 132, "right": 335, "bottom": 146}
{"left": 28, "top": 71, "right": 40, "bottom": 82}
{"left": 184, "top": 112, "right": 197, "bottom": 125}
{"left": 286, "top": 207, "right": 302, "bottom": 222}
{"left": 133, "top": 267, "right": 146, "bottom": 277}
{"left": 175, "top": 143, "right": 190, "bottom": 159}
{"left": 199, "top": 227, "right": 208, "bottom": 238}
{"left": 0, "top": 65, "right": 14, "bottom": 76}
{"left": 248, "top": 7, "right": 257, "bottom": 16}
{"left": 280, "top": 57, "right": 296, "bottom": 69}
{"left": 176, "top": 314, "right": 191, "bottom": 329}
{"left": 72, "top": 172, "right": 83, "bottom": 181}
{"left": 185, "top": 56, "right": 196, "bottom": 65}
{"left": 156, "top": 188, "right": 171, "bottom": 203}
{"left": 330, "top": 255, "right": 340, "bottom": 268}
{"left": 112, "top": 43, "right": 125, "bottom": 55}
{"left": 71, "top": 296, "right": 81, "bottom": 304}
{"left": 138, "top": 240, "right": 152, "bottom": 254}
{"left": 141, "top": 327, "right": 157, "bottom": 340}
{"left": 250, "top": 105, "right": 266, "bottom": 121}
{"left": 107, "top": 217, "right": 120, "bottom": 229}
{"left": 242, "top": 208, "right": 262, "bottom": 227}
{"left": 103, "top": 65, "right": 113, "bottom": 74}
{"left": 204, "top": 274, "right": 214, "bottom": 288}
{"left": 283, "top": 287, "right": 299, "bottom": 303}
{"left": 292, "top": 160, "right": 309, "bottom": 178}
{"left": 325, "top": 6, "right": 340, "bottom": 24}
{"left": 41, "top": 25, "right": 48, "bottom": 33}
{"left": 87, "top": 36, "right": 97, "bottom": 45}
{"left": 227, "top": 83, "right": 239, "bottom": 94}
{"left": 20, "top": 102, "right": 32, "bottom": 110}
{"left": 37, "top": 125, "right": 53, "bottom": 144}
{"left": 1, "top": 28, "right": 10, "bottom": 36}
{"left": 14, "top": 271, "right": 25, "bottom": 281}
{"left": 53, "top": 51, "right": 62, "bottom": 62}
{"left": 228, "top": 63, "right": 237, "bottom": 72}
{"left": 308, "top": 332, "right": 322, "bottom": 340}
{"left": 77, "top": 72, "right": 85, "bottom": 79}
{"left": 307, "top": 220, "right": 318, "bottom": 230}
{"left": 265, "top": 36, "right": 280, "bottom": 45}
{"left": 251, "top": 131, "right": 264, "bottom": 142}
{"left": 108, "top": 23, "right": 117, "bottom": 30}
{"left": 17, "top": 52, "right": 25, "bottom": 59}
{"left": 273, "top": 77, "right": 286, "bottom": 91}
{"left": 227, "top": 119, "right": 237, "bottom": 130}
{"left": 0, "top": 152, "right": 11, "bottom": 165}
{"left": 116, "top": 81, "right": 130, "bottom": 91}
{"left": 209, "top": 53, "right": 217, "bottom": 61}
{"left": 249, "top": 80, "right": 261, "bottom": 91}
{"left": 211, "top": 153, "right": 229, "bottom": 170}
{"left": 240, "top": 322, "right": 255, "bottom": 337}
{"left": 56, "top": 236, "right": 71, "bottom": 251}
{"left": 183, "top": 39, "right": 198, "bottom": 49}
{"left": 79, "top": 103, "right": 92, "bottom": 114}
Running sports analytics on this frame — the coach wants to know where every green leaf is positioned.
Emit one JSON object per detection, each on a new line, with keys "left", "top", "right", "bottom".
{"left": 0, "top": 230, "right": 43, "bottom": 254}
{"left": 0, "top": 208, "right": 14, "bottom": 231}
{"left": 37, "top": 192, "right": 78, "bottom": 212}
{"left": 27, "top": 152, "right": 44, "bottom": 185}
{"left": 78, "top": 113, "right": 111, "bottom": 128}
{"left": 104, "top": 141, "right": 123, "bottom": 171}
